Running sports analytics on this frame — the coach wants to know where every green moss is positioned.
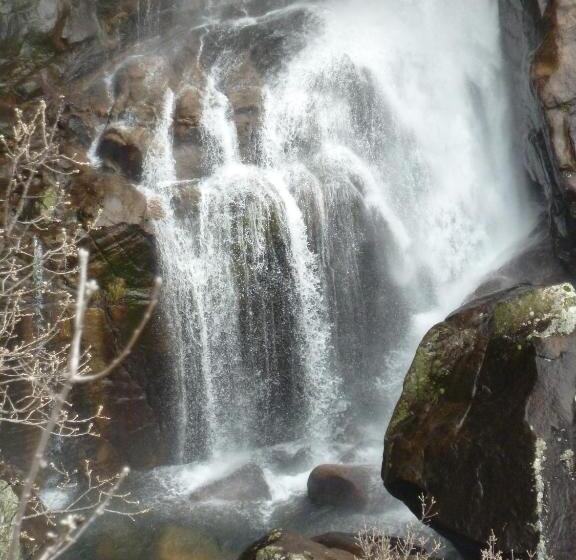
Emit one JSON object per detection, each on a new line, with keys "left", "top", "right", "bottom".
{"left": 389, "top": 283, "right": 576, "bottom": 438}
{"left": 388, "top": 320, "right": 482, "bottom": 435}
{"left": 388, "top": 328, "right": 442, "bottom": 432}
{"left": 38, "top": 185, "right": 59, "bottom": 217}
{"left": 105, "top": 276, "right": 127, "bottom": 304}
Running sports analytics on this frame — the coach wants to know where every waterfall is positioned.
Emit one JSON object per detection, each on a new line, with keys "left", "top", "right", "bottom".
{"left": 143, "top": 70, "right": 337, "bottom": 461}
{"left": 135, "top": 0, "right": 537, "bottom": 466}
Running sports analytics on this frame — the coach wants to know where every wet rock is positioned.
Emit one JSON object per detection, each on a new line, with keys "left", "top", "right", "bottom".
{"left": 307, "top": 464, "right": 387, "bottom": 511}
{"left": 503, "top": 0, "right": 576, "bottom": 271}
{"left": 384, "top": 282, "right": 576, "bottom": 559}
{"left": 172, "top": 182, "right": 202, "bottom": 219}
{"left": 61, "top": 0, "right": 100, "bottom": 45}
{"left": 190, "top": 463, "right": 271, "bottom": 502}
{"left": 311, "top": 534, "right": 362, "bottom": 558}
{"left": 154, "top": 526, "right": 226, "bottom": 560}
{"left": 311, "top": 533, "right": 435, "bottom": 560}
{"left": 269, "top": 447, "right": 313, "bottom": 475}
{"left": 174, "top": 86, "right": 203, "bottom": 144}
{"left": 70, "top": 224, "right": 168, "bottom": 471}
{"left": 200, "top": 7, "right": 318, "bottom": 76}
{"left": 238, "top": 530, "right": 354, "bottom": 560}
{"left": 174, "top": 84, "right": 203, "bottom": 177}
{"left": 111, "top": 56, "right": 173, "bottom": 123}
{"left": 224, "top": 54, "right": 264, "bottom": 163}
{"left": 469, "top": 226, "right": 568, "bottom": 301}
{"left": 96, "top": 126, "right": 149, "bottom": 182}
{"left": 71, "top": 169, "right": 150, "bottom": 227}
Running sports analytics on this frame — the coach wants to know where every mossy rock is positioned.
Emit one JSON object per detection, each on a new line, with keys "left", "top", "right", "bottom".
{"left": 384, "top": 282, "right": 576, "bottom": 559}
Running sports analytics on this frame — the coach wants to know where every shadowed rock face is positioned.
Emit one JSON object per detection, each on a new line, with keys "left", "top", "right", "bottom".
{"left": 383, "top": 280, "right": 576, "bottom": 559}
{"left": 501, "top": 0, "right": 576, "bottom": 271}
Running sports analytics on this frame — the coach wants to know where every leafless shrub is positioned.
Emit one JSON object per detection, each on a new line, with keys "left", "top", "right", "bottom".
{"left": 356, "top": 496, "right": 442, "bottom": 560}
{"left": 1, "top": 100, "right": 160, "bottom": 560}
{"left": 356, "top": 498, "right": 540, "bottom": 560}
{"left": 0, "top": 99, "right": 94, "bottom": 440}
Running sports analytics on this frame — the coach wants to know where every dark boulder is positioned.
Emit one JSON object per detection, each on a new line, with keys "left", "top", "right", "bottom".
{"left": 308, "top": 464, "right": 388, "bottom": 512}
{"left": 384, "top": 281, "right": 576, "bottom": 559}
{"left": 238, "top": 530, "right": 354, "bottom": 560}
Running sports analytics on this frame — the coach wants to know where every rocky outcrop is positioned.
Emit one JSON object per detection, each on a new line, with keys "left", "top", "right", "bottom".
{"left": 69, "top": 224, "right": 169, "bottom": 472}
{"left": 529, "top": 0, "right": 576, "bottom": 269}
{"left": 500, "top": 0, "right": 576, "bottom": 271}
{"left": 0, "top": 0, "right": 317, "bottom": 473}
{"left": 383, "top": 282, "right": 576, "bottom": 559}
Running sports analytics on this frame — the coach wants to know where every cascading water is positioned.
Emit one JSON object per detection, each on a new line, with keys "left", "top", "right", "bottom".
{"left": 84, "top": 0, "right": 539, "bottom": 553}
{"left": 140, "top": 0, "right": 535, "bottom": 466}
{"left": 142, "top": 70, "right": 337, "bottom": 461}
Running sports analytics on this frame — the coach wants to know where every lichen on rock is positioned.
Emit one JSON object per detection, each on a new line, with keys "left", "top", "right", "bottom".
{"left": 384, "top": 281, "right": 576, "bottom": 559}
{"left": 492, "top": 283, "right": 576, "bottom": 339}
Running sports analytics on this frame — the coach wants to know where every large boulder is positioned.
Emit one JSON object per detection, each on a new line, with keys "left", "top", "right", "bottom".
{"left": 82, "top": 520, "right": 229, "bottom": 560}
{"left": 383, "top": 282, "right": 576, "bottom": 559}
{"left": 307, "top": 464, "right": 388, "bottom": 512}
{"left": 237, "top": 530, "right": 355, "bottom": 560}
{"left": 190, "top": 463, "right": 271, "bottom": 502}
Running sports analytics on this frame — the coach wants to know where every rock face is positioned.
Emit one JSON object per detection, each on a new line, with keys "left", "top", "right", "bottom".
{"left": 0, "top": 0, "right": 317, "bottom": 471}
{"left": 383, "top": 282, "right": 576, "bottom": 559}
{"left": 500, "top": 0, "right": 576, "bottom": 271}
{"left": 530, "top": 0, "right": 576, "bottom": 269}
